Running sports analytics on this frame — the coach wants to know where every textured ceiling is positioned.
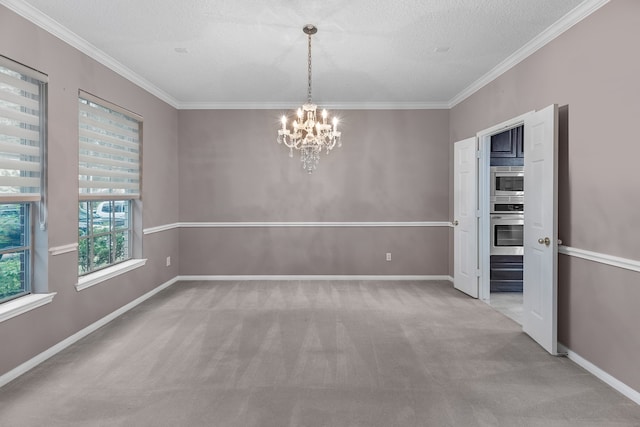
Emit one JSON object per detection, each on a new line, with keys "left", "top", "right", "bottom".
{"left": 4, "top": 0, "right": 599, "bottom": 108}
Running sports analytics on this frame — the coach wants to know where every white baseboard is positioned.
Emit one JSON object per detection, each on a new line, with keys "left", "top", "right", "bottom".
{"left": 176, "top": 275, "right": 453, "bottom": 282}
{"left": 0, "top": 276, "right": 179, "bottom": 389}
{"left": 558, "top": 343, "right": 640, "bottom": 405}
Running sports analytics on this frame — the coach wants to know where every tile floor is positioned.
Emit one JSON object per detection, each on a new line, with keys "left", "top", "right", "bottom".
{"left": 489, "top": 291, "right": 523, "bottom": 324}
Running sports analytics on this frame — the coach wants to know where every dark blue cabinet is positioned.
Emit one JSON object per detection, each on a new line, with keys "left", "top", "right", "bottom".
{"left": 490, "top": 125, "right": 524, "bottom": 166}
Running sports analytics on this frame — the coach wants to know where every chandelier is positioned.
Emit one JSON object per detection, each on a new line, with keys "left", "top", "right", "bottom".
{"left": 277, "top": 24, "right": 342, "bottom": 173}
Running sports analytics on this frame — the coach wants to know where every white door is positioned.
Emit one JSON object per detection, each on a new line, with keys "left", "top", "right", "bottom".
{"left": 523, "top": 104, "right": 559, "bottom": 354}
{"left": 454, "top": 137, "right": 478, "bottom": 298}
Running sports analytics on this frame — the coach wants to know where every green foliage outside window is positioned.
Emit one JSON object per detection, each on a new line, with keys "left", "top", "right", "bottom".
{"left": 0, "top": 206, "right": 28, "bottom": 302}
{"left": 0, "top": 214, "right": 22, "bottom": 251}
{"left": 0, "top": 256, "right": 23, "bottom": 301}
{"left": 78, "top": 219, "right": 128, "bottom": 275}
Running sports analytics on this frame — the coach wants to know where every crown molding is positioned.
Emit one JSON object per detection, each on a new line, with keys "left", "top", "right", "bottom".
{"left": 1, "top": 0, "right": 181, "bottom": 108}
{"left": 448, "top": 0, "right": 610, "bottom": 108}
{"left": 321, "top": 101, "right": 450, "bottom": 110}
{"left": 176, "top": 101, "right": 450, "bottom": 110}
{"left": 177, "top": 101, "right": 311, "bottom": 110}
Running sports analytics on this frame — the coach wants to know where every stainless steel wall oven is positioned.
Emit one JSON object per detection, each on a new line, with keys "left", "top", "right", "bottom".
{"left": 490, "top": 214, "right": 524, "bottom": 255}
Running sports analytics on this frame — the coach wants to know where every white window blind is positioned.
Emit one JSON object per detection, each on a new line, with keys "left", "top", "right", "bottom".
{"left": 78, "top": 91, "right": 141, "bottom": 200}
{"left": 0, "top": 56, "right": 47, "bottom": 202}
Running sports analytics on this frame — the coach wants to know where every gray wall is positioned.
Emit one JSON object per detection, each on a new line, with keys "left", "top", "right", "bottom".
{"left": 178, "top": 109, "right": 450, "bottom": 276}
{"left": 0, "top": 6, "right": 180, "bottom": 376}
{"left": 449, "top": 0, "right": 640, "bottom": 392}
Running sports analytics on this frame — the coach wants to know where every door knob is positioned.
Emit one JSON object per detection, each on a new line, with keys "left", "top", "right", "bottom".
{"left": 453, "top": 220, "right": 459, "bottom": 226}
{"left": 537, "top": 237, "right": 551, "bottom": 246}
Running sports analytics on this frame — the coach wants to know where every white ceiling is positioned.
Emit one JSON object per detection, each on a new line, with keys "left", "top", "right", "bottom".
{"left": 3, "top": 0, "right": 604, "bottom": 109}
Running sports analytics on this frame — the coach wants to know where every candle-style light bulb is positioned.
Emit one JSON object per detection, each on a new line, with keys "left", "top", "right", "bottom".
{"left": 322, "top": 109, "right": 328, "bottom": 124}
{"left": 281, "top": 115, "right": 287, "bottom": 130}
{"left": 332, "top": 117, "right": 338, "bottom": 131}
{"left": 297, "top": 108, "right": 303, "bottom": 119}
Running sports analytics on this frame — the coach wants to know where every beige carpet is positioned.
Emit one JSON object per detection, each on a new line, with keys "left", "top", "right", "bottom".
{"left": 1, "top": 280, "right": 639, "bottom": 426}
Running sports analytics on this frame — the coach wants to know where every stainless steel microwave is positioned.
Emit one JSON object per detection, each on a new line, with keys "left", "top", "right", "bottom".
{"left": 490, "top": 166, "right": 524, "bottom": 197}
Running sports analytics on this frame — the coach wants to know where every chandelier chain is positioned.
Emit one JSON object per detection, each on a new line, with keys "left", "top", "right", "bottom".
{"left": 307, "top": 32, "right": 313, "bottom": 103}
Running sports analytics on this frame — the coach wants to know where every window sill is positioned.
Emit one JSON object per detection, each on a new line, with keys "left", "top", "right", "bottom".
{"left": 76, "top": 258, "right": 147, "bottom": 291}
{"left": 0, "top": 293, "right": 57, "bottom": 324}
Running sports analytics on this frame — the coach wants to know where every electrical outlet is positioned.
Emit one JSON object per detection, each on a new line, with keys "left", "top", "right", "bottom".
{"left": 386, "top": 252, "right": 392, "bottom": 261}
{"left": 166, "top": 256, "right": 171, "bottom": 267}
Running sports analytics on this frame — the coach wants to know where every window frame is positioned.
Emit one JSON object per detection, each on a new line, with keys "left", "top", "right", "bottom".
{"left": 78, "top": 200, "right": 133, "bottom": 276}
{"left": 0, "top": 55, "right": 48, "bottom": 308}
{"left": 0, "top": 203, "right": 32, "bottom": 304}
{"left": 76, "top": 91, "right": 144, "bottom": 287}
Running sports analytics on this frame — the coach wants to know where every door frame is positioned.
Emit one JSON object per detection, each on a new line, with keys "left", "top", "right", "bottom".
{"left": 476, "top": 112, "right": 532, "bottom": 302}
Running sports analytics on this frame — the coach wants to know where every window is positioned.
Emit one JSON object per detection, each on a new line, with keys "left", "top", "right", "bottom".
{"left": 0, "top": 56, "right": 47, "bottom": 304}
{"left": 78, "top": 200, "right": 131, "bottom": 274}
{"left": 0, "top": 204, "right": 31, "bottom": 302}
{"left": 77, "top": 91, "right": 141, "bottom": 276}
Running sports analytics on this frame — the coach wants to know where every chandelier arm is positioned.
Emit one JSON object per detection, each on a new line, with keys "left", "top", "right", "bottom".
{"left": 281, "top": 135, "right": 295, "bottom": 149}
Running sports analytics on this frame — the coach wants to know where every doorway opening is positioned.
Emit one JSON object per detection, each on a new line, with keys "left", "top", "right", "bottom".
{"left": 477, "top": 114, "right": 529, "bottom": 325}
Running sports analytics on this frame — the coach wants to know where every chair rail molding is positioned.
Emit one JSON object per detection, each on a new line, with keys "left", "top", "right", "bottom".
{"left": 559, "top": 245, "right": 640, "bottom": 274}
{"left": 144, "top": 221, "right": 451, "bottom": 235}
